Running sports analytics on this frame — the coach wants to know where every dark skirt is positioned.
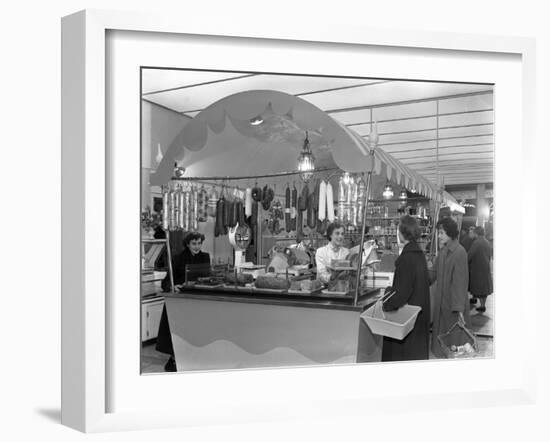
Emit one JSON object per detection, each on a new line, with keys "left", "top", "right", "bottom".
{"left": 155, "top": 305, "right": 174, "bottom": 356}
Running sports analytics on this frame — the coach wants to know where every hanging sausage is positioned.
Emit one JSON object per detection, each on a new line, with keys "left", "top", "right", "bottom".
{"left": 252, "top": 183, "right": 262, "bottom": 202}
{"left": 192, "top": 186, "right": 199, "bottom": 231}
{"left": 237, "top": 199, "right": 245, "bottom": 226}
{"left": 291, "top": 184, "right": 297, "bottom": 231}
{"left": 162, "top": 185, "right": 169, "bottom": 230}
{"left": 326, "top": 182, "right": 335, "bottom": 222}
{"left": 223, "top": 192, "right": 230, "bottom": 233}
{"left": 261, "top": 185, "right": 274, "bottom": 210}
{"left": 196, "top": 185, "right": 208, "bottom": 223}
{"left": 318, "top": 180, "right": 326, "bottom": 221}
{"left": 182, "top": 188, "right": 190, "bottom": 231}
{"left": 228, "top": 197, "right": 237, "bottom": 228}
{"left": 307, "top": 189, "right": 316, "bottom": 228}
{"left": 337, "top": 175, "right": 346, "bottom": 223}
{"left": 245, "top": 187, "right": 252, "bottom": 217}
{"left": 296, "top": 201, "right": 304, "bottom": 240}
{"left": 215, "top": 195, "right": 226, "bottom": 237}
{"left": 250, "top": 200, "right": 258, "bottom": 227}
{"left": 349, "top": 178, "right": 358, "bottom": 227}
{"left": 285, "top": 185, "right": 291, "bottom": 232}
{"left": 168, "top": 185, "right": 177, "bottom": 231}
{"left": 356, "top": 176, "right": 366, "bottom": 227}
{"left": 177, "top": 185, "right": 185, "bottom": 229}
{"left": 299, "top": 183, "right": 308, "bottom": 211}
{"left": 207, "top": 187, "right": 219, "bottom": 219}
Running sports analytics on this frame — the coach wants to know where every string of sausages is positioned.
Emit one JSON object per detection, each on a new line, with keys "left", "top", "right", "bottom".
{"left": 161, "top": 177, "right": 342, "bottom": 235}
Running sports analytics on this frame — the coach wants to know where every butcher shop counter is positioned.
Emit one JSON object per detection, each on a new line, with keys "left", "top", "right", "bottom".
{"left": 164, "top": 285, "right": 383, "bottom": 371}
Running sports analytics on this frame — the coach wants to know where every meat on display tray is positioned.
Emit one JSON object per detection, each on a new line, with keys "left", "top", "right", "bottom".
{"left": 250, "top": 287, "right": 288, "bottom": 295}
{"left": 287, "top": 289, "right": 323, "bottom": 296}
{"left": 321, "top": 289, "right": 350, "bottom": 297}
{"left": 193, "top": 284, "right": 224, "bottom": 290}
{"left": 326, "top": 265, "right": 356, "bottom": 271}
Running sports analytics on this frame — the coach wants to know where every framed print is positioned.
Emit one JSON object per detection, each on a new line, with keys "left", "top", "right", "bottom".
{"left": 61, "top": 9, "right": 537, "bottom": 433}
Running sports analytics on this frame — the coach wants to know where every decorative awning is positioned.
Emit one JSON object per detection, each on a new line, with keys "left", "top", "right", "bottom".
{"left": 151, "top": 89, "right": 463, "bottom": 213}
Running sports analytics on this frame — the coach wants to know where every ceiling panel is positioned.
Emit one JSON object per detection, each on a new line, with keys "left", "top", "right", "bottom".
{"left": 145, "top": 73, "right": 375, "bottom": 113}
{"left": 438, "top": 93, "right": 494, "bottom": 114}
{"left": 142, "top": 69, "right": 242, "bottom": 95}
{"left": 438, "top": 109, "right": 494, "bottom": 127}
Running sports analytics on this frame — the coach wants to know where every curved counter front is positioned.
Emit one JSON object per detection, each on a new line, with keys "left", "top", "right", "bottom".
{"left": 164, "top": 287, "right": 383, "bottom": 371}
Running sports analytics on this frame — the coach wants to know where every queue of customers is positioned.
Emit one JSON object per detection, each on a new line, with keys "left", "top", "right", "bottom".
{"left": 380, "top": 215, "right": 493, "bottom": 361}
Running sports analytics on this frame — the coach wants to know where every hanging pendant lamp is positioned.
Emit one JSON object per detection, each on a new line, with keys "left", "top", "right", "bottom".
{"left": 382, "top": 183, "right": 394, "bottom": 199}
{"left": 297, "top": 131, "right": 315, "bottom": 182}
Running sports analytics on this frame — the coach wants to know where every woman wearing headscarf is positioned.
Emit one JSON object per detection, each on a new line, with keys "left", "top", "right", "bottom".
{"left": 381, "top": 215, "right": 431, "bottom": 361}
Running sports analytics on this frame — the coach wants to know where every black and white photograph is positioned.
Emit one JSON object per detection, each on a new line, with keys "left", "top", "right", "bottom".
{"left": 1, "top": 0, "right": 543, "bottom": 439}
{"left": 139, "top": 69, "right": 495, "bottom": 373}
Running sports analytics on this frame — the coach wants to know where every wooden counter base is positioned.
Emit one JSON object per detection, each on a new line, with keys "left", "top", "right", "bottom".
{"left": 165, "top": 289, "right": 383, "bottom": 371}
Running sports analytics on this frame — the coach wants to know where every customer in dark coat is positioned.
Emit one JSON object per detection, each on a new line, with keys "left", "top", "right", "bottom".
{"left": 430, "top": 217, "right": 471, "bottom": 358}
{"left": 382, "top": 215, "right": 431, "bottom": 362}
{"left": 468, "top": 226, "right": 493, "bottom": 313}
{"left": 156, "top": 232, "right": 210, "bottom": 371}
{"left": 459, "top": 226, "right": 475, "bottom": 252}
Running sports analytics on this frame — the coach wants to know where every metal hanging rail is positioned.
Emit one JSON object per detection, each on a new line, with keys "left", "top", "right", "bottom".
{"left": 169, "top": 166, "right": 339, "bottom": 182}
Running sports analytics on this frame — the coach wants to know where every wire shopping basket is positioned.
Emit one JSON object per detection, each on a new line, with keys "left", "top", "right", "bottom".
{"left": 361, "top": 290, "right": 422, "bottom": 340}
{"left": 437, "top": 317, "right": 478, "bottom": 359}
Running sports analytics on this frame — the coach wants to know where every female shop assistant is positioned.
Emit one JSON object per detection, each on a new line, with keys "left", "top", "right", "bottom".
{"left": 157, "top": 232, "right": 210, "bottom": 372}
{"left": 382, "top": 215, "right": 431, "bottom": 361}
{"left": 315, "top": 222, "right": 349, "bottom": 284}
{"left": 430, "top": 217, "right": 472, "bottom": 358}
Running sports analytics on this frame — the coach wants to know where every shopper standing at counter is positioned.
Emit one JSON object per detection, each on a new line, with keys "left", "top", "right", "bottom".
{"left": 315, "top": 222, "right": 349, "bottom": 284}
{"left": 157, "top": 232, "right": 210, "bottom": 372}
{"left": 468, "top": 226, "right": 493, "bottom": 313}
{"left": 430, "top": 217, "right": 472, "bottom": 358}
{"left": 382, "top": 215, "right": 431, "bottom": 361}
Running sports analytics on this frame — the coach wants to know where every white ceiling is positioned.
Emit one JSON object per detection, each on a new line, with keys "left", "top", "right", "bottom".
{"left": 142, "top": 69, "right": 494, "bottom": 186}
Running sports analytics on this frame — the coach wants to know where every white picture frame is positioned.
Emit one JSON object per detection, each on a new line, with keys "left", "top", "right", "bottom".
{"left": 61, "top": 9, "right": 538, "bottom": 433}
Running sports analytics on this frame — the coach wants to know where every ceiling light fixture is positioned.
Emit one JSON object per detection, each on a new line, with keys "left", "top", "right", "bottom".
{"left": 249, "top": 115, "right": 264, "bottom": 126}
{"left": 382, "top": 183, "right": 394, "bottom": 199}
{"left": 342, "top": 172, "right": 353, "bottom": 185}
{"left": 297, "top": 131, "right": 315, "bottom": 182}
{"left": 398, "top": 189, "right": 408, "bottom": 200}
{"left": 173, "top": 162, "right": 186, "bottom": 178}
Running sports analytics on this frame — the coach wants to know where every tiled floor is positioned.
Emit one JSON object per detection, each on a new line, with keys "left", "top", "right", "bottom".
{"left": 141, "top": 293, "right": 495, "bottom": 374}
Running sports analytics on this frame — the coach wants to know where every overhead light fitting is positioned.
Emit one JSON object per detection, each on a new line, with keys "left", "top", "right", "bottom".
{"left": 459, "top": 199, "right": 476, "bottom": 208}
{"left": 342, "top": 172, "right": 353, "bottom": 185}
{"left": 398, "top": 189, "right": 408, "bottom": 200}
{"left": 173, "top": 162, "right": 186, "bottom": 178}
{"left": 297, "top": 131, "right": 315, "bottom": 182}
{"left": 249, "top": 115, "right": 264, "bottom": 126}
{"left": 382, "top": 183, "right": 394, "bottom": 199}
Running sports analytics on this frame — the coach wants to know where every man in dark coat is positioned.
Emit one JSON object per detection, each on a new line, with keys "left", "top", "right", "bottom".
{"left": 430, "top": 217, "right": 471, "bottom": 358}
{"left": 156, "top": 232, "right": 210, "bottom": 371}
{"left": 468, "top": 226, "right": 493, "bottom": 313}
{"left": 382, "top": 215, "right": 431, "bottom": 361}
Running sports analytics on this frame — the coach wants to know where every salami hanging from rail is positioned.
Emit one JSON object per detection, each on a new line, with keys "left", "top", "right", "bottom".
{"left": 285, "top": 185, "right": 291, "bottom": 232}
